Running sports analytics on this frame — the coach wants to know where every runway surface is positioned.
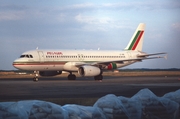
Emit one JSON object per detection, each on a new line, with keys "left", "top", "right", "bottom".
{"left": 0, "top": 76, "right": 180, "bottom": 105}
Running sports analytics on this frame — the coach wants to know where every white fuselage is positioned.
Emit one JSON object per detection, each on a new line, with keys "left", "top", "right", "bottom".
{"left": 12, "top": 23, "right": 166, "bottom": 81}
{"left": 13, "top": 49, "right": 140, "bottom": 71}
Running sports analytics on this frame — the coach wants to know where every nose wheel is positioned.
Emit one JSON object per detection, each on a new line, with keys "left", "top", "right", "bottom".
{"left": 33, "top": 71, "right": 39, "bottom": 82}
{"left": 33, "top": 77, "right": 38, "bottom": 82}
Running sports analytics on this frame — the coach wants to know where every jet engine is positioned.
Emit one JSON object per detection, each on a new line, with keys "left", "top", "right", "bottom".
{"left": 78, "top": 66, "right": 101, "bottom": 77}
{"left": 39, "top": 71, "right": 62, "bottom": 76}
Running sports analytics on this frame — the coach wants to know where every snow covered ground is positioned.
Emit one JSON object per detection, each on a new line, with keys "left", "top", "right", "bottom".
{"left": 0, "top": 88, "right": 179, "bottom": 119}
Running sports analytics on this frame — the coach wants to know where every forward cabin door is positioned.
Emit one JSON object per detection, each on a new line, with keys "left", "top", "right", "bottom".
{"left": 38, "top": 51, "right": 44, "bottom": 62}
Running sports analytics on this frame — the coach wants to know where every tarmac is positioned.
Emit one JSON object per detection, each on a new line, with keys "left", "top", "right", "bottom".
{"left": 0, "top": 76, "right": 180, "bottom": 105}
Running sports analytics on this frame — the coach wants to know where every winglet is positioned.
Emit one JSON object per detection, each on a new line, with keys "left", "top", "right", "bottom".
{"left": 125, "top": 23, "right": 145, "bottom": 51}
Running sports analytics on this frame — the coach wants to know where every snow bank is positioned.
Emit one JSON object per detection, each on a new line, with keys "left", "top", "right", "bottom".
{"left": 131, "top": 89, "right": 179, "bottom": 119}
{"left": 0, "top": 88, "right": 180, "bottom": 119}
{"left": 0, "top": 100, "right": 68, "bottom": 119}
{"left": 63, "top": 104, "right": 106, "bottom": 119}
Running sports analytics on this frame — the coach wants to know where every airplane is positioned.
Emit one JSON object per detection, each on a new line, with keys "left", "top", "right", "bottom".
{"left": 13, "top": 23, "right": 166, "bottom": 81}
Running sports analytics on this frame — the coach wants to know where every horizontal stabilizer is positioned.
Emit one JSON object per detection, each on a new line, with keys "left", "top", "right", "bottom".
{"left": 137, "top": 52, "right": 167, "bottom": 57}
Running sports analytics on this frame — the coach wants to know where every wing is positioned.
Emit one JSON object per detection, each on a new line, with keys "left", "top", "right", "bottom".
{"left": 74, "top": 59, "right": 142, "bottom": 67}
{"left": 74, "top": 52, "right": 167, "bottom": 67}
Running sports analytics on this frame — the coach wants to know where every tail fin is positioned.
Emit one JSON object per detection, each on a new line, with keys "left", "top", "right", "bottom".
{"left": 125, "top": 23, "right": 145, "bottom": 51}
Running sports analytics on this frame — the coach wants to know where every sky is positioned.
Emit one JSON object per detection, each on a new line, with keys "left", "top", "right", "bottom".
{"left": 0, "top": 0, "right": 180, "bottom": 70}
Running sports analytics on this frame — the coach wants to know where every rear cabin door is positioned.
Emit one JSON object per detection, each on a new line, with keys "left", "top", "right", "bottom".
{"left": 127, "top": 52, "right": 132, "bottom": 59}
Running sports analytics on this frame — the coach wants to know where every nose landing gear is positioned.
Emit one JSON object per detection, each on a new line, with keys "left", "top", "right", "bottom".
{"left": 33, "top": 71, "right": 39, "bottom": 82}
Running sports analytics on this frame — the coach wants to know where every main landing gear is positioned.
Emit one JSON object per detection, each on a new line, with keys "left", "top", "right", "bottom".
{"left": 94, "top": 74, "right": 103, "bottom": 80}
{"left": 94, "top": 69, "right": 103, "bottom": 80}
{"left": 67, "top": 73, "right": 103, "bottom": 80}
{"left": 68, "top": 73, "right": 76, "bottom": 80}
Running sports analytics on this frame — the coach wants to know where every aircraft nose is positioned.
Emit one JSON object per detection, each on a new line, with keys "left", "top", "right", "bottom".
{"left": 12, "top": 59, "right": 21, "bottom": 69}
{"left": 13, "top": 58, "right": 29, "bottom": 70}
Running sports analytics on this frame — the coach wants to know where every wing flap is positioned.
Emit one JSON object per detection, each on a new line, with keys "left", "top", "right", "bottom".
{"left": 91, "top": 58, "right": 142, "bottom": 66}
{"left": 91, "top": 53, "right": 167, "bottom": 66}
{"left": 74, "top": 62, "right": 91, "bottom": 67}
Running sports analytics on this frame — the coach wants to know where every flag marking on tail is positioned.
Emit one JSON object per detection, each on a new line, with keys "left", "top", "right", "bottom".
{"left": 128, "top": 30, "right": 144, "bottom": 50}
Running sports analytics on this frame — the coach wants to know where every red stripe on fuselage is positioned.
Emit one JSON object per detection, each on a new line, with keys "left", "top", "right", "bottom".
{"left": 132, "top": 31, "right": 144, "bottom": 50}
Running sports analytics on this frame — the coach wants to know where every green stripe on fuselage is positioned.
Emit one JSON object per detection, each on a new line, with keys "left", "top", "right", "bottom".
{"left": 128, "top": 31, "right": 141, "bottom": 50}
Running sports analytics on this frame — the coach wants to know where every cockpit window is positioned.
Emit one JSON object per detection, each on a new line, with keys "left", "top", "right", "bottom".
{"left": 20, "top": 54, "right": 33, "bottom": 58}
{"left": 20, "top": 55, "right": 25, "bottom": 58}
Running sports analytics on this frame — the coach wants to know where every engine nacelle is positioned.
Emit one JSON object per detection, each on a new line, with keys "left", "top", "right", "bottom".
{"left": 78, "top": 66, "right": 101, "bottom": 77}
{"left": 39, "top": 71, "right": 62, "bottom": 76}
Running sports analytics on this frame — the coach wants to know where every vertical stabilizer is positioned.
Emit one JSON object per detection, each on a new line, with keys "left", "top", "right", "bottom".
{"left": 125, "top": 23, "right": 145, "bottom": 51}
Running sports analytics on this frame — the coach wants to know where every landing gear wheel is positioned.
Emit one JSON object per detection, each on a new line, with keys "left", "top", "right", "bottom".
{"left": 33, "top": 77, "right": 38, "bottom": 82}
{"left": 94, "top": 75, "right": 103, "bottom": 80}
{"left": 68, "top": 74, "right": 76, "bottom": 80}
{"left": 33, "top": 71, "right": 39, "bottom": 82}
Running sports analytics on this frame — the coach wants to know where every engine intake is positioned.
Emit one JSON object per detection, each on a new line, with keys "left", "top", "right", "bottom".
{"left": 78, "top": 66, "right": 101, "bottom": 77}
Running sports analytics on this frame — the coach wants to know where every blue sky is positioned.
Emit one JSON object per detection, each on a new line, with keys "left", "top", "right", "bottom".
{"left": 0, "top": 0, "right": 180, "bottom": 70}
